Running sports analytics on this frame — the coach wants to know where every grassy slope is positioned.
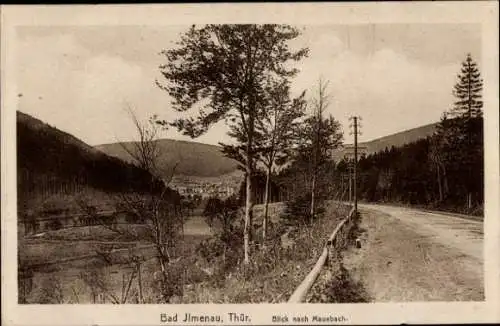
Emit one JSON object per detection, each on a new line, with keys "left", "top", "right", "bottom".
{"left": 95, "top": 139, "right": 240, "bottom": 178}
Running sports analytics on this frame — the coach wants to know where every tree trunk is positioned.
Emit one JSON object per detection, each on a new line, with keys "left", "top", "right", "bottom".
{"left": 436, "top": 164, "right": 443, "bottom": 202}
{"left": 153, "top": 211, "right": 169, "bottom": 274}
{"left": 310, "top": 172, "right": 316, "bottom": 224}
{"left": 443, "top": 165, "right": 449, "bottom": 197}
{"left": 244, "top": 158, "right": 253, "bottom": 264}
{"left": 262, "top": 166, "right": 271, "bottom": 241}
{"left": 137, "top": 262, "right": 143, "bottom": 303}
{"left": 156, "top": 229, "right": 169, "bottom": 270}
{"left": 157, "top": 247, "right": 167, "bottom": 274}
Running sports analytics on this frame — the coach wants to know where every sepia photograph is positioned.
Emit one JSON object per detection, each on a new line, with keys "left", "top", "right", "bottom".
{"left": 2, "top": 2, "right": 499, "bottom": 325}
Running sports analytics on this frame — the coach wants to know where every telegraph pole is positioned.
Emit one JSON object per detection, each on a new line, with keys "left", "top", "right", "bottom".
{"left": 340, "top": 170, "right": 353, "bottom": 204}
{"left": 348, "top": 169, "right": 352, "bottom": 204}
{"left": 354, "top": 116, "right": 358, "bottom": 214}
{"left": 347, "top": 164, "right": 353, "bottom": 204}
{"left": 349, "top": 116, "right": 362, "bottom": 214}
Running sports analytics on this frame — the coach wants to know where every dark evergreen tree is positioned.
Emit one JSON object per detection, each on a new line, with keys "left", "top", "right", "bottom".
{"left": 451, "top": 53, "right": 483, "bottom": 119}
{"left": 436, "top": 53, "right": 483, "bottom": 210}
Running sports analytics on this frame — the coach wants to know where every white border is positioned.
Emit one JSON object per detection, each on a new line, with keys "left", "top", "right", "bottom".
{"left": 2, "top": 2, "right": 499, "bottom": 325}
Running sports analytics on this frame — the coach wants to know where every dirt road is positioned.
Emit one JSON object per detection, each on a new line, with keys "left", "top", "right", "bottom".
{"left": 343, "top": 204, "right": 484, "bottom": 301}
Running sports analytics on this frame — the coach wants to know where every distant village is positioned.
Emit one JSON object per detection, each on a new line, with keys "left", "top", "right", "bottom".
{"left": 170, "top": 178, "right": 239, "bottom": 199}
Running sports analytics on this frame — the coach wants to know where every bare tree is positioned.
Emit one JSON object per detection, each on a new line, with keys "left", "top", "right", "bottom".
{"left": 119, "top": 105, "right": 160, "bottom": 174}
{"left": 291, "top": 78, "right": 343, "bottom": 224}
{"left": 310, "top": 78, "right": 330, "bottom": 221}
{"left": 105, "top": 106, "right": 184, "bottom": 302}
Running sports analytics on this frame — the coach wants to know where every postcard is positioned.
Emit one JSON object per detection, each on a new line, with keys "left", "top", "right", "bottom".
{"left": 1, "top": 2, "right": 499, "bottom": 325}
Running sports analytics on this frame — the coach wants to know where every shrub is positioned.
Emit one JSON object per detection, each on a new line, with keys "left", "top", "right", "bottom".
{"left": 123, "top": 211, "right": 141, "bottom": 224}
{"left": 281, "top": 193, "right": 326, "bottom": 225}
{"left": 47, "top": 219, "right": 63, "bottom": 231}
{"left": 196, "top": 226, "right": 243, "bottom": 266}
{"left": 199, "top": 195, "right": 243, "bottom": 272}
{"left": 153, "top": 267, "right": 185, "bottom": 303}
{"left": 196, "top": 238, "right": 225, "bottom": 263}
{"left": 203, "top": 195, "right": 240, "bottom": 235}
{"left": 30, "top": 275, "right": 65, "bottom": 304}
{"left": 313, "top": 264, "right": 369, "bottom": 303}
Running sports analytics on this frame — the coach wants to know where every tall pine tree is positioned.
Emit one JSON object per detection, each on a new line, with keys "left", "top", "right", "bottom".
{"left": 451, "top": 53, "right": 483, "bottom": 119}
{"left": 435, "top": 53, "right": 483, "bottom": 210}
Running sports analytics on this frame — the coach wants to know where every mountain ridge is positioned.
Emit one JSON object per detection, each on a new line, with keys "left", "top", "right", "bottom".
{"left": 97, "top": 121, "right": 438, "bottom": 179}
{"left": 335, "top": 122, "right": 438, "bottom": 159}
{"left": 95, "top": 139, "right": 240, "bottom": 178}
{"left": 18, "top": 109, "right": 437, "bottom": 187}
{"left": 95, "top": 138, "right": 224, "bottom": 149}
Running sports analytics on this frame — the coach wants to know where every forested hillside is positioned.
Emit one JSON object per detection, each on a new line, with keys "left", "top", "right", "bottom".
{"left": 17, "top": 111, "right": 165, "bottom": 213}
{"left": 333, "top": 122, "right": 438, "bottom": 160}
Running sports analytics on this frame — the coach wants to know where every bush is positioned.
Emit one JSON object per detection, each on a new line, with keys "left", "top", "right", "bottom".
{"left": 29, "top": 275, "right": 65, "bottom": 304}
{"left": 238, "top": 239, "right": 289, "bottom": 280}
{"left": 153, "top": 268, "right": 185, "bottom": 303}
{"left": 198, "top": 195, "right": 243, "bottom": 278}
{"left": 203, "top": 195, "right": 240, "bottom": 234}
{"left": 124, "top": 211, "right": 141, "bottom": 224}
{"left": 196, "top": 226, "right": 243, "bottom": 265}
{"left": 313, "top": 265, "right": 369, "bottom": 303}
{"left": 196, "top": 238, "right": 225, "bottom": 263}
{"left": 47, "top": 219, "right": 63, "bottom": 231}
{"left": 281, "top": 194, "right": 326, "bottom": 224}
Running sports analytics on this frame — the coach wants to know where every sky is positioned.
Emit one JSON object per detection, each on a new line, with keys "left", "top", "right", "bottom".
{"left": 16, "top": 24, "right": 481, "bottom": 146}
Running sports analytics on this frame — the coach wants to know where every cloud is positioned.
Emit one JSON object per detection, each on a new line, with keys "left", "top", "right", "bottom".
{"left": 17, "top": 30, "right": 233, "bottom": 146}
{"left": 18, "top": 33, "right": 155, "bottom": 144}
{"left": 292, "top": 42, "right": 459, "bottom": 142}
{"left": 17, "top": 33, "right": 91, "bottom": 128}
{"left": 17, "top": 26, "right": 467, "bottom": 146}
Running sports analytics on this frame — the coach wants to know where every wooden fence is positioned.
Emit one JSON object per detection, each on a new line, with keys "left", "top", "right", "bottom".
{"left": 288, "top": 206, "right": 357, "bottom": 303}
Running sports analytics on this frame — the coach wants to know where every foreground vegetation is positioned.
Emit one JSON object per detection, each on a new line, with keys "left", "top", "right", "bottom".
{"left": 19, "top": 201, "right": 351, "bottom": 303}
{"left": 182, "top": 201, "right": 349, "bottom": 303}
